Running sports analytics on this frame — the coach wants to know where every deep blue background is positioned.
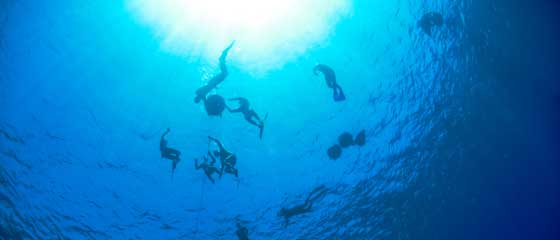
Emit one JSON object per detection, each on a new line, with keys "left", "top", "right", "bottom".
{"left": 1, "top": 0, "right": 559, "bottom": 239}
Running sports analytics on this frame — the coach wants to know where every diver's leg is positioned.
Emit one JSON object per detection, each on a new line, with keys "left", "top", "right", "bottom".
{"left": 228, "top": 107, "right": 243, "bottom": 113}
{"left": 333, "top": 84, "right": 346, "bottom": 101}
{"left": 246, "top": 117, "right": 262, "bottom": 128}
{"left": 172, "top": 159, "right": 179, "bottom": 170}
{"left": 249, "top": 110, "right": 262, "bottom": 121}
{"left": 219, "top": 41, "right": 235, "bottom": 75}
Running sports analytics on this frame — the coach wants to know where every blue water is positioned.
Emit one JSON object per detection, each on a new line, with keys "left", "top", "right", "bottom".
{"left": 1, "top": 0, "right": 559, "bottom": 239}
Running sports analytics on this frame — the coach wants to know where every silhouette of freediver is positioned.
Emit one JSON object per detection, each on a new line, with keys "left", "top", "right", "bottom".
{"left": 208, "top": 136, "right": 239, "bottom": 178}
{"left": 314, "top": 64, "right": 346, "bottom": 102}
{"left": 419, "top": 12, "right": 443, "bottom": 36}
{"left": 194, "top": 155, "right": 221, "bottom": 183}
{"left": 236, "top": 222, "right": 250, "bottom": 240}
{"left": 194, "top": 41, "right": 235, "bottom": 104}
{"left": 277, "top": 185, "right": 329, "bottom": 226}
{"left": 227, "top": 97, "right": 267, "bottom": 139}
{"left": 160, "top": 128, "right": 181, "bottom": 176}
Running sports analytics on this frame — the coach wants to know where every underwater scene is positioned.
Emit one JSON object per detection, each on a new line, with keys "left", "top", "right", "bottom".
{"left": 1, "top": 0, "right": 559, "bottom": 239}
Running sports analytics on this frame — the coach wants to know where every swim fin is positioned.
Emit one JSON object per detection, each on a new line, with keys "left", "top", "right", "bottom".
{"left": 333, "top": 87, "right": 346, "bottom": 102}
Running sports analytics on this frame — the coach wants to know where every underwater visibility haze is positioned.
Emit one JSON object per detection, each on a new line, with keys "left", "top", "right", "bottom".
{"left": 1, "top": 0, "right": 559, "bottom": 239}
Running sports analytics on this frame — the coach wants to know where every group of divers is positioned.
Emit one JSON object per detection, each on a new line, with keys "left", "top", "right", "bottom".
{"left": 157, "top": 12, "right": 444, "bottom": 239}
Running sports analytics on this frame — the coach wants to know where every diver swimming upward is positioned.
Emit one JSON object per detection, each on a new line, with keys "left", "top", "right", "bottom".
{"left": 227, "top": 97, "right": 267, "bottom": 139}
{"left": 160, "top": 128, "right": 181, "bottom": 175}
{"left": 194, "top": 41, "right": 236, "bottom": 103}
{"left": 194, "top": 154, "right": 221, "bottom": 184}
{"left": 314, "top": 64, "right": 346, "bottom": 102}
{"left": 277, "top": 185, "right": 330, "bottom": 226}
{"left": 208, "top": 136, "right": 239, "bottom": 178}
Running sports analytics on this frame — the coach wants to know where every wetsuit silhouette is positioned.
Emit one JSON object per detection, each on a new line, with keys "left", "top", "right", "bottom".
{"left": 194, "top": 41, "right": 235, "bottom": 103}
{"left": 208, "top": 136, "right": 238, "bottom": 177}
{"left": 278, "top": 185, "right": 329, "bottom": 226}
{"left": 236, "top": 223, "right": 249, "bottom": 240}
{"left": 313, "top": 64, "right": 346, "bottom": 101}
{"left": 160, "top": 128, "right": 181, "bottom": 172}
{"left": 194, "top": 155, "right": 221, "bottom": 183}
{"left": 227, "top": 97, "right": 266, "bottom": 139}
{"left": 419, "top": 12, "right": 443, "bottom": 36}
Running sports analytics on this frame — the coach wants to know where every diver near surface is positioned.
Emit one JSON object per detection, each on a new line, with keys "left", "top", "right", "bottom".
{"left": 418, "top": 12, "right": 443, "bottom": 36}
{"left": 160, "top": 128, "right": 181, "bottom": 175}
{"left": 313, "top": 64, "right": 346, "bottom": 102}
{"left": 194, "top": 155, "right": 221, "bottom": 184}
{"left": 194, "top": 41, "right": 236, "bottom": 104}
{"left": 227, "top": 97, "right": 267, "bottom": 139}
{"left": 277, "top": 185, "right": 329, "bottom": 226}
{"left": 208, "top": 136, "right": 239, "bottom": 178}
{"left": 235, "top": 222, "right": 250, "bottom": 240}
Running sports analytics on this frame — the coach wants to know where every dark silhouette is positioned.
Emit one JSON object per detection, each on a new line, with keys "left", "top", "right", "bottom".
{"left": 313, "top": 64, "right": 346, "bottom": 102}
{"left": 277, "top": 185, "right": 329, "bottom": 226}
{"left": 194, "top": 41, "right": 235, "bottom": 103}
{"left": 327, "top": 144, "right": 342, "bottom": 160}
{"left": 338, "top": 132, "right": 354, "bottom": 148}
{"left": 227, "top": 97, "right": 267, "bottom": 139}
{"left": 204, "top": 94, "right": 226, "bottom": 116}
{"left": 419, "top": 12, "right": 443, "bottom": 36}
{"left": 160, "top": 128, "right": 181, "bottom": 174}
{"left": 208, "top": 136, "right": 238, "bottom": 178}
{"left": 194, "top": 155, "right": 221, "bottom": 183}
{"left": 236, "top": 222, "right": 249, "bottom": 240}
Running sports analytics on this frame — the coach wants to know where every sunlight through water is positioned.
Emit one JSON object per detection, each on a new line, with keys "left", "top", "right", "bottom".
{"left": 127, "top": 0, "right": 352, "bottom": 73}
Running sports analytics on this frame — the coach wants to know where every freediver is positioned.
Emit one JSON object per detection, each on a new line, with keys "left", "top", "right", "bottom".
{"left": 208, "top": 136, "right": 239, "bottom": 178}
{"left": 160, "top": 128, "right": 181, "bottom": 174}
{"left": 236, "top": 222, "right": 250, "bottom": 240}
{"left": 227, "top": 97, "right": 267, "bottom": 139}
{"left": 277, "top": 185, "right": 329, "bottom": 226}
{"left": 419, "top": 12, "right": 443, "bottom": 36}
{"left": 313, "top": 64, "right": 346, "bottom": 102}
{"left": 194, "top": 41, "right": 236, "bottom": 104}
{"left": 194, "top": 155, "right": 221, "bottom": 184}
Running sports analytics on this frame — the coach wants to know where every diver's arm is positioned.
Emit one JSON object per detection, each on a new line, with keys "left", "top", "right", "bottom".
{"left": 208, "top": 136, "right": 225, "bottom": 150}
{"left": 161, "top": 128, "right": 170, "bottom": 141}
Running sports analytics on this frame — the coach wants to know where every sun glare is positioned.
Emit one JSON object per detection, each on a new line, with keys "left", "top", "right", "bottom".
{"left": 127, "top": 0, "right": 351, "bottom": 73}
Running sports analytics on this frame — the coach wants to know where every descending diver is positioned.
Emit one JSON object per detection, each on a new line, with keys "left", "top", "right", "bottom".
{"left": 208, "top": 136, "right": 239, "bottom": 178}
{"left": 227, "top": 97, "right": 267, "bottom": 139}
{"left": 160, "top": 128, "right": 181, "bottom": 174}
{"left": 236, "top": 222, "right": 250, "bottom": 240}
{"left": 194, "top": 41, "right": 236, "bottom": 104}
{"left": 313, "top": 64, "right": 346, "bottom": 102}
{"left": 194, "top": 155, "right": 221, "bottom": 184}
{"left": 277, "top": 185, "right": 329, "bottom": 226}
{"left": 418, "top": 12, "right": 443, "bottom": 36}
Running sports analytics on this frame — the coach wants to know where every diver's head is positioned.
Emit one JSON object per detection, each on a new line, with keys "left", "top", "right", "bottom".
{"left": 213, "top": 150, "right": 220, "bottom": 157}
